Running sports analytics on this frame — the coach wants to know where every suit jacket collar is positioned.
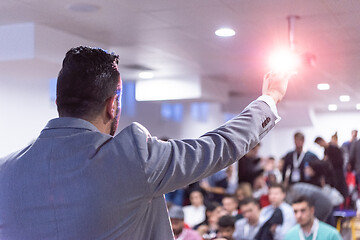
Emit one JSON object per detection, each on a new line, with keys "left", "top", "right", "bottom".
{"left": 42, "top": 117, "right": 100, "bottom": 133}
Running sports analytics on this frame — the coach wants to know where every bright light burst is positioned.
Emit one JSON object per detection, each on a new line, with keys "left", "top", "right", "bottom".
{"left": 268, "top": 49, "right": 300, "bottom": 74}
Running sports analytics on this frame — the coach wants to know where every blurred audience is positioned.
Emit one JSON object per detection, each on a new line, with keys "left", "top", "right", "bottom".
{"left": 259, "top": 183, "right": 296, "bottom": 240}
{"left": 342, "top": 129, "right": 357, "bottom": 167}
{"left": 282, "top": 132, "right": 320, "bottom": 187}
{"left": 252, "top": 174, "right": 270, "bottom": 208}
{"left": 183, "top": 190, "right": 206, "bottom": 228}
{"left": 235, "top": 183, "right": 253, "bottom": 203}
{"left": 167, "top": 131, "right": 351, "bottom": 239}
{"left": 216, "top": 215, "right": 236, "bottom": 240}
{"left": 285, "top": 196, "right": 342, "bottom": 240}
{"left": 264, "top": 156, "right": 282, "bottom": 184}
{"left": 222, "top": 195, "right": 242, "bottom": 220}
{"left": 169, "top": 205, "right": 202, "bottom": 240}
{"left": 238, "top": 144, "right": 263, "bottom": 185}
{"left": 350, "top": 134, "right": 360, "bottom": 191}
{"left": 195, "top": 202, "right": 226, "bottom": 238}
{"left": 314, "top": 136, "right": 348, "bottom": 199}
{"left": 201, "top": 169, "right": 228, "bottom": 203}
{"left": 233, "top": 198, "right": 261, "bottom": 240}
{"left": 286, "top": 183, "right": 333, "bottom": 222}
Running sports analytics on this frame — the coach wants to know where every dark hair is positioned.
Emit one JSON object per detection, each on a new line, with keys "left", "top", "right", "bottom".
{"left": 314, "top": 136, "right": 324, "bottom": 144}
{"left": 239, "top": 197, "right": 260, "bottom": 208}
{"left": 222, "top": 194, "right": 238, "bottom": 202}
{"left": 292, "top": 195, "right": 314, "bottom": 208}
{"left": 56, "top": 46, "right": 120, "bottom": 118}
{"left": 294, "top": 132, "right": 304, "bottom": 140}
{"left": 269, "top": 183, "right": 286, "bottom": 193}
{"left": 205, "top": 201, "right": 221, "bottom": 212}
{"left": 218, "top": 215, "right": 235, "bottom": 228}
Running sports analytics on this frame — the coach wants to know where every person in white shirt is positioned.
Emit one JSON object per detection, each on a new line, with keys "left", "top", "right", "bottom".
{"left": 233, "top": 197, "right": 262, "bottom": 240}
{"left": 183, "top": 190, "right": 206, "bottom": 228}
{"left": 259, "top": 183, "right": 296, "bottom": 240}
{"left": 222, "top": 195, "right": 241, "bottom": 220}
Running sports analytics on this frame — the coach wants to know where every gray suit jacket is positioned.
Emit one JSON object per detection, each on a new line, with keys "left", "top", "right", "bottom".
{"left": 0, "top": 99, "right": 276, "bottom": 240}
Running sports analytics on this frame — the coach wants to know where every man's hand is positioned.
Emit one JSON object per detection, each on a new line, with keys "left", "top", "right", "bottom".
{"left": 262, "top": 71, "right": 295, "bottom": 104}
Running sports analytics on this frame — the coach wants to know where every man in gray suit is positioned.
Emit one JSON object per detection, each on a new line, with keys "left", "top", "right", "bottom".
{"left": 0, "top": 46, "right": 291, "bottom": 239}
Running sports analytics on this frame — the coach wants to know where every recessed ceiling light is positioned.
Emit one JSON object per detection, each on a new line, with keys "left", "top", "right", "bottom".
{"left": 215, "top": 28, "right": 235, "bottom": 37}
{"left": 317, "top": 83, "right": 330, "bottom": 90}
{"left": 138, "top": 71, "right": 154, "bottom": 79}
{"left": 67, "top": 3, "right": 100, "bottom": 12}
{"left": 328, "top": 104, "right": 337, "bottom": 111}
{"left": 356, "top": 104, "right": 360, "bottom": 110}
{"left": 339, "top": 95, "right": 350, "bottom": 102}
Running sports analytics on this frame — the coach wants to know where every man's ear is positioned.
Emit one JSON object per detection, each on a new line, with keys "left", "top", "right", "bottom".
{"left": 310, "top": 206, "right": 315, "bottom": 215}
{"left": 106, "top": 96, "right": 117, "bottom": 119}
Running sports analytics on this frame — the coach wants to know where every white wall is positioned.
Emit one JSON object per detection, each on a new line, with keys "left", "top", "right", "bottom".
{"left": 0, "top": 78, "right": 58, "bottom": 157}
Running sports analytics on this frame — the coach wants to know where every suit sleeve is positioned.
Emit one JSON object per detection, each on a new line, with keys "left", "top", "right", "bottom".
{"left": 131, "top": 99, "right": 278, "bottom": 197}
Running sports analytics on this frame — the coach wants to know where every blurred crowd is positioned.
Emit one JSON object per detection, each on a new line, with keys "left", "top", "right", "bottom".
{"left": 165, "top": 130, "right": 360, "bottom": 240}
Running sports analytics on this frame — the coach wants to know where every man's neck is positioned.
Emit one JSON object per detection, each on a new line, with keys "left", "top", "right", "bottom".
{"left": 301, "top": 218, "right": 314, "bottom": 235}
{"left": 296, "top": 148, "right": 303, "bottom": 155}
{"left": 248, "top": 218, "right": 259, "bottom": 226}
{"left": 272, "top": 202, "right": 282, "bottom": 208}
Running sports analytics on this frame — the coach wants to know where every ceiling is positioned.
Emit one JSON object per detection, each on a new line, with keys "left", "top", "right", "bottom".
{"left": 1, "top": 0, "right": 360, "bottom": 123}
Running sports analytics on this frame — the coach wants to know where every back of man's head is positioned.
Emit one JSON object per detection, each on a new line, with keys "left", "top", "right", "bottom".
{"left": 56, "top": 46, "right": 120, "bottom": 119}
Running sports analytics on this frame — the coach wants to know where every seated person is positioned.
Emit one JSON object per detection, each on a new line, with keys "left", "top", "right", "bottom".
{"left": 169, "top": 205, "right": 202, "bottom": 240}
{"left": 201, "top": 169, "right": 228, "bottom": 203}
{"left": 183, "top": 190, "right": 206, "bottom": 228}
{"left": 259, "top": 183, "right": 296, "bottom": 240}
{"left": 194, "top": 201, "right": 225, "bottom": 239}
{"left": 233, "top": 198, "right": 261, "bottom": 240}
{"left": 222, "top": 195, "right": 242, "bottom": 220}
{"left": 217, "top": 215, "right": 236, "bottom": 240}
{"left": 285, "top": 196, "right": 342, "bottom": 240}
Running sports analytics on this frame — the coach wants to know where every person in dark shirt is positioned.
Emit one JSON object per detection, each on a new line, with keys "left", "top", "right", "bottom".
{"left": 282, "top": 132, "right": 320, "bottom": 187}
{"left": 315, "top": 137, "right": 348, "bottom": 199}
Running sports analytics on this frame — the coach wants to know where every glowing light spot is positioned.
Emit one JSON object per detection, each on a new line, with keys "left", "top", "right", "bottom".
{"left": 215, "top": 28, "right": 235, "bottom": 37}
{"left": 268, "top": 49, "right": 300, "bottom": 74}
{"left": 328, "top": 104, "right": 337, "bottom": 111}
{"left": 317, "top": 83, "right": 330, "bottom": 91}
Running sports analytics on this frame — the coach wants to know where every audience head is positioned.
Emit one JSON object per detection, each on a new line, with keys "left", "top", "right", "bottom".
{"left": 351, "top": 130, "right": 358, "bottom": 140}
{"left": 331, "top": 132, "right": 338, "bottom": 146}
{"left": 252, "top": 174, "right": 266, "bottom": 191}
{"left": 56, "top": 46, "right": 121, "bottom": 135}
{"left": 239, "top": 197, "right": 261, "bottom": 225}
{"left": 314, "top": 136, "right": 327, "bottom": 148}
{"left": 266, "top": 172, "right": 278, "bottom": 185}
{"left": 217, "top": 215, "right": 236, "bottom": 240}
{"left": 268, "top": 183, "right": 286, "bottom": 207}
{"left": 236, "top": 182, "right": 253, "bottom": 202}
{"left": 189, "top": 190, "right": 204, "bottom": 207}
{"left": 169, "top": 205, "right": 185, "bottom": 237}
{"left": 205, "top": 201, "right": 225, "bottom": 224}
{"left": 222, "top": 195, "right": 239, "bottom": 215}
{"left": 291, "top": 195, "right": 315, "bottom": 228}
{"left": 294, "top": 132, "right": 305, "bottom": 152}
